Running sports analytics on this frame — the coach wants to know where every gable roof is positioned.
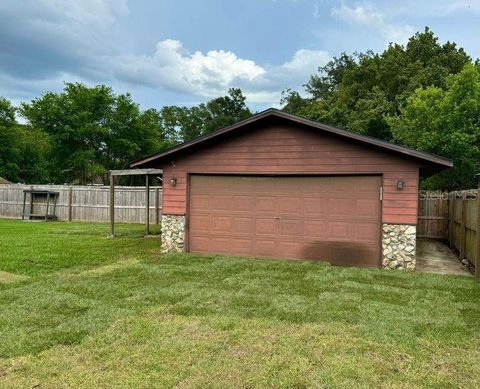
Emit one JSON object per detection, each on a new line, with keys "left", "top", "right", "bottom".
{"left": 0, "top": 177, "right": 10, "bottom": 184}
{"left": 131, "top": 108, "right": 453, "bottom": 169}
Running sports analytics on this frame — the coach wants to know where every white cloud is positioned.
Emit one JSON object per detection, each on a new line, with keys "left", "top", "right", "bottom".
{"left": 111, "top": 40, "right": 330, "bottom": 104}
{"left": 331, "top": 3, "right": 414, "bottom": 44}
{"left": 281, "top": 49, "right": 330, "bottom": 73}
{"left": 331, "top": 3, "right": 383, "bottom": 25}
{"left": 111, "top": 39, "right": 266, "bottom": 97}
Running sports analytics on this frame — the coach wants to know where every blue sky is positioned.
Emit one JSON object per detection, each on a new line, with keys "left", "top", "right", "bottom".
{"left": 0, "top": 0, "right": 479, "bottom": 112}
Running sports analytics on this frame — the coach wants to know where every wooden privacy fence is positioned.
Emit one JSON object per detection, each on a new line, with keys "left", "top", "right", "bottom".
{"left": 0, "top": 184, "right": 162, "bottom": 223}
{"left": 418, "top": 189, "right": 479, "bottom": 277}
{"left": 417, "top": 191, "right": 449, "bottom": 239}
{"left": 448, "top": 190, "right": 479, "bottom": 274}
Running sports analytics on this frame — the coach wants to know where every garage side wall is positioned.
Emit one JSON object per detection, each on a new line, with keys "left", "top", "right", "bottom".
{"left": 159, "top": 122, "right": 420, "bottom": 268}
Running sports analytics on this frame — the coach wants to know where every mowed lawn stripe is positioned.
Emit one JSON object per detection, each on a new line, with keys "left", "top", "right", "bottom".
{"left": 0, "top": 219, "right": 479, "bottom": 387}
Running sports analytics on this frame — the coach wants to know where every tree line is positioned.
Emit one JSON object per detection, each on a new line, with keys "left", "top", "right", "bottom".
{"left": 1, "top": 28, "right": 479, "bottom": 189}
{"left": 1, "top": 87, "right": 251, "bottom": 185}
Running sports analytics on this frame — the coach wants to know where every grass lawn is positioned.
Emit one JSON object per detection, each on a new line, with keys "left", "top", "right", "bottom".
{"left": 0, "top": 219, "right": 479, "bottom": 388}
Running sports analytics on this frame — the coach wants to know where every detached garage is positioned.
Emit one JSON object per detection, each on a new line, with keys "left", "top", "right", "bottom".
{"left": 132, "top": 109, "right": 452, "bottom": 270}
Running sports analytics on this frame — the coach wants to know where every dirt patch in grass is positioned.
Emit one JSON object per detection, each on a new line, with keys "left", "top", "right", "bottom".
{"left": 0, "top": 271, "right": 29, "bottom": 284}
{"left": 77, "top": 258, "right": 140, "bottom": 277}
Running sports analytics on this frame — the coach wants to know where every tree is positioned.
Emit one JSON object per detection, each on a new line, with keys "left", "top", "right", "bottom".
{"left": 20, "top": 83, "right": 164, "bottom": 184}
{"left": 282, "top": 28, "right": 471, "bottom": 140}
{"left": 21, "top": 84, "right": 112, "bottom": 183}
{"left": 11, "top": 125, "right": 51, "bottom": 183}
{"left": 0, "top": 97, "right": 50, "bottom": 183}
{"left": 280, "top": 89, "right": 309, "bottom": 115}
{"left": 389, "top": 64, "right": 480, "bottom": 189}
{"left": 102, "top": 97, "right": 165, "bottom": 173}
{"left": 0, "top": 97, "right": 18, "bottom": 180}
{"left": 201, "top": 88, "right": 252, "bottom": 135}
{"left": 0, "top": 97, "right": 20, "bottom": 180}
{"left": 305, "top": 53, "right": 357, "bottom": 101}
{"left": 159, "top": 88, "right": 252, "bottom": 143}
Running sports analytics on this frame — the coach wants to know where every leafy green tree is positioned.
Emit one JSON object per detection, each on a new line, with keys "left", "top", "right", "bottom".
{"left": 0, "top": 97, "right": 50, "bottom": 183}
{"left": 0, "top": 97, "right": 20, "bottom": 180}
{"left": 283, "top": 28, "right": 471, "bottom": 140}
{"left": 12, "top": 125, "right": 51, "bottom": 183}
{"left": 280, "top": 89, "right": 309, "bottom": 115}
{"left": 389, "top": 64, "right": 480, "bottom": 189}
{"left": 305, "top": 53, "right": 357, "bottom": 101}
{"left": 201, "top": 88, "right": 252, "bottom": 135}
{"left": 21, "top": 83, "right": 163, "bottom": 184}
{"left": 21, "top": 84, "right": 112, "bottom": 183}
{"left": 159, "top": 88, "right": 252, "bottom": 143}
{"left": 103, "top": 97, "right": 165, "bottom": 172}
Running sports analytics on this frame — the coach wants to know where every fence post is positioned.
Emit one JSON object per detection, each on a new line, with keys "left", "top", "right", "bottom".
{"left": 145, "top": 176, "right": 150, "bottom": 236}
{"left": 109, "top": 175, "right": 115, "bottom": 236}
{"left": 460, "top": 191, "right": 467, "bottom": 260}
{"left": 448, "top": 192, "right": 454, "bottom": 248}
{"left": 155, "top": 187, "right": 160, "bottom": 225}
{"left": 68, "top": 186, "right": 73, "bottom": 222}
{"left": 29, "top": 186, "right": 34, "bottom": 216}
{"left": 476, "top": 189, "right": 480, "bottom": 277}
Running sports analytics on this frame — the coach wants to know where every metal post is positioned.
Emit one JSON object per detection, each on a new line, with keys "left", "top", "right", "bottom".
{"left": 45, "top": 193, "right": 50, "bottom": 221}
{"left": 145, "top": 175, "right": 150, "bottom": 235}
{"left": 109, "top": 174, "right": 115, "bottom": 236}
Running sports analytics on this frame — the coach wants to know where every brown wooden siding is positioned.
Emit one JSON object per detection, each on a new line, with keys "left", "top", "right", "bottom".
{"left": 160, "top": 123, "right": 420, "bottom": 225}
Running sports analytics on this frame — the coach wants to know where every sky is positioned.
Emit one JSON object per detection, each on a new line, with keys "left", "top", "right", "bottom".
{"left": 0, "top": 0, "right": 479, "bottom": 112}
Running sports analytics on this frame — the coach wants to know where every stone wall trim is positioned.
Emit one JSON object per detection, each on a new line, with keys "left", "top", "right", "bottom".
{"left": 161, "top": 214, "right": 185, "bottom": 253}
{"left": 382, "top": 224, "right": 416, "bottom": 270}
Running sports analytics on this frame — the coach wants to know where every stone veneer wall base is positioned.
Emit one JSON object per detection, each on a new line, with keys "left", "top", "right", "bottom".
{"left": 382, "top": 224, "right": 416, "bottom": 270}
{"left": 161, "top": 215, "right": 185, "bottom": 253}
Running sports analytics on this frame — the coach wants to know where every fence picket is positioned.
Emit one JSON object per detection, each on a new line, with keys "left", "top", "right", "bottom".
{"left": 0, "top": 184, "right": 162, "bottom": 224}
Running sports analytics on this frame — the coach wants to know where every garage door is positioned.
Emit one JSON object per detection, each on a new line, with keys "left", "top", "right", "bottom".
{"left": 188, "top": 175, "right": 382, "bottom": 267}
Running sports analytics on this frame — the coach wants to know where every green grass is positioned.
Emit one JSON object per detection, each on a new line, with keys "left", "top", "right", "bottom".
{"left": 0, "top": 219, "right": 479, "bottom": 388}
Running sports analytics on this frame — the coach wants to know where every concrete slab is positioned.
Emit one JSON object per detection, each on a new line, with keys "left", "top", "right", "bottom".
{"left": 416, "top": 239, "right": 472, "bottom": 276}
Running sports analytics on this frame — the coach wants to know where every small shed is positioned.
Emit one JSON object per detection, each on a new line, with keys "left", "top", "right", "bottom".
{"left": 131, "top": 109, "right": 452, "bottom": 270}
{"left": 0, "top": 177, "right": 10, "bottom": 185}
